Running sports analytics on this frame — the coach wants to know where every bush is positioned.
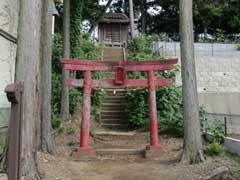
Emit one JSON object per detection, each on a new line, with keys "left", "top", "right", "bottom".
{"left": 124, "top": 84, "right": 183, "bottom": 136}
{"left": 207, "top": 121, "right": 225, "bottom": 144}
{"left": 205, "top": 142, "right": 224, "bottom": 156}
{"left": 124, "top": 35, "right": 212, "bottom": 136}
{"left": 52, "top": 33, "right": 63, "bottom": 75}
{"left": 69, "top": 88, "right": 82, "bottom": 115}
{"left": 128, "top": 34, "right": 164, "bottom": 61}
{"left": 52, "top": 73, "right": 62, "bottom": 114}
{"left": 51, "top": 113, "right": 62, "bottom": 129}
{"left": 51, "top": 33, "right": 101, "bottom": 118}
{"left": 236, "top": 43, "right": 240, "bottom": 51}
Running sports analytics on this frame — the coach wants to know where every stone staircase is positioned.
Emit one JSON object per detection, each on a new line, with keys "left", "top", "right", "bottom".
{"left": 100, "top": 89, "right": 130, "bottom": 131}
{"left": 102, "top": 47, "right": 126, "bottom": 61}
{"left": 94, "top": 131, "right": 148, "bottom": 160}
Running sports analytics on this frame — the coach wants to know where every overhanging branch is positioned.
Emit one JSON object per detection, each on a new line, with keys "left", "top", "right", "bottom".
{"left": 89, "top": 0, "right": 113, "bottom": 34}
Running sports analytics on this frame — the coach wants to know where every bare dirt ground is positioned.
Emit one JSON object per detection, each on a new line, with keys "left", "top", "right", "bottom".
{"left": 38, "top": 152, "right": 226, "bottom": 180}
{"left": 37, "top": 121, "right": 234, "bottom": 180}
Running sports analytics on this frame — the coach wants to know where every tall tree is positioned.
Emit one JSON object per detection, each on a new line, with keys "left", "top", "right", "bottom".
{"left": 61, "top": 0, "right": 70, "bottom": 120}
{"left": 40, "top": 0, "right": 57, "bottom": 154}
{"left": 179, "top": 0, "right": 204, "bottom": 164}
{"left": 15, "top": 0, "right": 42, "bottom": 178}
{"left": 140, "top": 0, "right": 147, "bottom": 33}
{"left": 129, "top": 0, "right": 135, "bottom": 38}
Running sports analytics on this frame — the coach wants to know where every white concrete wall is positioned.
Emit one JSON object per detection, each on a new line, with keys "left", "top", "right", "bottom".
{"left": 152, "top": 41, "right": 240, "bottom": 58}
{"left": 0, "top": 0, "right": 18, "bottom": 108}
{"left": 154, "top": 41, "right": 240, "bottom": 134}
{"left": 0, "top": 0, "right": 19, "bottom": 126}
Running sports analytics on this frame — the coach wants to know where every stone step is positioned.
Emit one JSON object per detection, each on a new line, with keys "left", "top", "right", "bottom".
{"left": 94, "top": 131, "right": 147, "bottom": 144}
{"left": 101, "top": 109, "right": 125, "bottom": 114}
{"left": 101, "top": 123, "right": 129, "bottom": 130}
{"left": 103, "top": 95, "right": 126, "bottom": 98}
{"left": 101, "top": 113, "right": 126, "bottom": 119}
{"left": 96, "top": 148, "right": 145, "bottom": 157}
{"left": 101, "top": 119, "right": 127, "bottom": 124}
{"left": 103, "top": 54, "right": 123, "bottom": 57}
{"left": 102, "top": 100, "right": 125, "bottom": 104}
{"left": 101, "top": 107, "right": 124, "bottom": 111}
{"left": 102, "top": 103, "right": 124, "bottom": 106}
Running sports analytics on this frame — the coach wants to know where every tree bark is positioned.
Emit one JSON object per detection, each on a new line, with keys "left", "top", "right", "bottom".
{"left": 40, "top": 0, "right": 57, "bottom": 155}
{"left": 141, "top": 0, "right": 147, "bottom": 33}
{"left": 179, "top": 0, "right": 204, "bottom": 164}
{"left": 89, "top": 0, "right": 113, "bottom": 34}
{"left": 129, "top": 0, "right": 135, "bottom": 38}
{"left": 61, "top": 0, "right": 70, "bottom": 120}
{"left": 15, "top": 0, "right": 42, "bottom": 179}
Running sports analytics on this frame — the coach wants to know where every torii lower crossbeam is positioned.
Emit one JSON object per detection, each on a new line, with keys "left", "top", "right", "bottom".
{"left": 60, "top": 59, "right": 178, "bottom": 155}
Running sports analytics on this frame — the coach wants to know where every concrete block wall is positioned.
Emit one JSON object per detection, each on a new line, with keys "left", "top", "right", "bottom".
{"left": 0, "top": 0, "right": 19, "bottom": 127}
{"left": 194, "top": 57, "right": 240, "bottom": 134}
{"left": 196, "top": 57, "right": 240, "bottom": 93}
{"left": 154, "top": 41, "right": 240, "bottom": 134}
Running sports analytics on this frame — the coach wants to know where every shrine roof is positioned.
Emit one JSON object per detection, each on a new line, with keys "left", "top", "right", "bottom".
{"left": 100, "top": 13, "right": 130, "bottom": 24}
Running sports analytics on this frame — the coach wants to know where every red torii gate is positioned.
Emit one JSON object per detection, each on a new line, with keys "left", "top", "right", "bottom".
{"left": 60, "top": 58, "right": 178, "bottom": 155}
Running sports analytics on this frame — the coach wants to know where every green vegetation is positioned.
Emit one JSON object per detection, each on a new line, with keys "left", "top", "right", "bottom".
{"left": 204, "top": 120, "right": 225, "bottom": 156}
{"left": 236, "top": 43, "right": 240, "bottom": 51}
{"left": 66, "top": 127, "right": 76, "bottom": 135}
{"left": 129, "top": 34, "right": 164, "bottom": 61}
{"left": 51, "top": 33, "right": 103, "bottom": 129}
{"left": 226, "top": 153, "right": 240, "bottom": 180}
{"left": 124, "top": 35, "right": 211, "bottom": 137}
{"left": 206, "top": 121, "right": 225, "bottom": 144}
{"left": 51, "top": 113, "right": 62, "bottom": 129}
{"left": 67, "top": 140, "right": 79, "bottom": 147}
{"left": 125, "top": 35, "right": 180, "bottom": 136}
{"left": 204, "top": 142, "right": 224, "bottom": 156}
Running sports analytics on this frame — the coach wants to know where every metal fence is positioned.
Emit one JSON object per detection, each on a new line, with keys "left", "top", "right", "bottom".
{"left": 206, "top": 113, "right": 240, "bottom": 135}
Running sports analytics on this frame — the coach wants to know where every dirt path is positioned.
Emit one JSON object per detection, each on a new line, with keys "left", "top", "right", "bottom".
{"left": 38, "top": 130, "right": 227, "bottom": 180}
{"left": 39, "top": 152, "right": 224, "bottom": 180}
{"left": 36, "top": 121, "right": 234, "bottom": 180}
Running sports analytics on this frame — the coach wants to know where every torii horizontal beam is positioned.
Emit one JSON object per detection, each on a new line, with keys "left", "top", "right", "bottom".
{"left": 60, "top": 59, "right": 178, "bottom": 72}
{"left": 67, "top": 78, "right": 172, "bottom": 88}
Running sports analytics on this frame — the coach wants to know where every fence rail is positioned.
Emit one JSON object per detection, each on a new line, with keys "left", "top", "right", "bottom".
{"left": 152, "top": 41, "right": 240, "bottom": 58}
{"left": 206, "top": 113, "right": 240, "bottom": 135}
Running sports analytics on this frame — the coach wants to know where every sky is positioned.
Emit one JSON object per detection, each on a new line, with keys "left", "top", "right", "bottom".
{"left": 99, "top": 0, "right": 162, "bottom": 16}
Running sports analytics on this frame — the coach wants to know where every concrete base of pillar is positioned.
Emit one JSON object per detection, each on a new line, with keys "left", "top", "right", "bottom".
{"left": 144, "top": 145, "right": 165, "bottom": 159}
{"left": 71, "top": 147, "right": 96, "bottom": 161}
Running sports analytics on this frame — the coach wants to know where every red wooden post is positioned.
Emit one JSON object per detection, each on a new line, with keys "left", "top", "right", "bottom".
{"left": 79, "top": 71, "right": 94, "bottom": 154}
{"left": 147, "top": 70, "right": 164, "bottom": 151}
{"left": 5, "top": 82, "right": 24, "bottom": 180}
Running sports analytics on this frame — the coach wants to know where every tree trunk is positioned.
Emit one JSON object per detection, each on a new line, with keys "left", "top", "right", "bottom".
{"left": 141, "top": 0, "right": 147, "bottom": 33}
{"left": 129, "top": 0, "right": 135, "bottom": 38}
{"left": 61, "top": 0, "right": 70, "bottom": 120}
{"left": 15, "top": 0, "right": 42, "bottom": 179}
{"left": 40, "top": 0, "right": 57, "bottom": 155}
{"left": 89, "top": 0, "right": 113, "bottom": 34}
{"left": 179, "top": 0, "right": 204, "bottom": 164}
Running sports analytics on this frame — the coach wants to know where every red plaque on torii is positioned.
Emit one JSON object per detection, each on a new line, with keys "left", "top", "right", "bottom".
{"left": 60, "top": 58, "right": 178, "bottom": 155}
